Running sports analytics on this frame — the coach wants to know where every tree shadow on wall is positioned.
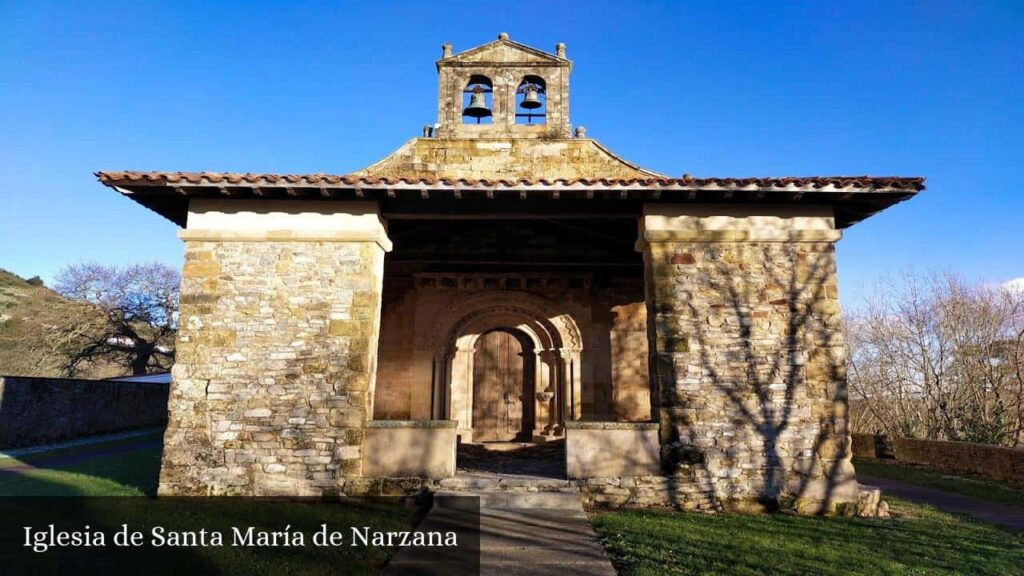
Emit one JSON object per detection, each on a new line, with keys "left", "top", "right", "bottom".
{"left": 652, "top": 243, "right": 854, "bottom": 513}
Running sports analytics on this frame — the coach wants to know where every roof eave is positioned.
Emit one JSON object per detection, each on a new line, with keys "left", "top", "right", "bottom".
{"left": 98, "top": 174, "right": 923, "bottom": 229}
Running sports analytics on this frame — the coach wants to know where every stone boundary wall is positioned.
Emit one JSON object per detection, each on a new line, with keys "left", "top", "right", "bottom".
{"left": 851, "top": 433, "right": 894, "bottom": 459}
{"left": 891, "top": 437, "right": 1024, "bottom": 488}
{"left": 853, "top": 433, "right": 1024, "bottom": 488}
{"left": 0, "top": 375, "right": 169, "bottom": 448}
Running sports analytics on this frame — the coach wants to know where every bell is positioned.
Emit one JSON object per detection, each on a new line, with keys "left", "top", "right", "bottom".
{"left": 520, "top": 86, "right": 542, "bottom": 109}
{"left": 463, "top": 88, "right": 492, "bottom": 119}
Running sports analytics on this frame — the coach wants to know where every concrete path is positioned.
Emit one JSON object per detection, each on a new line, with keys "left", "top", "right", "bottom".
{"left": 383, "top": 491, "right": 618, "bottom": 576}
{"left": 860, "top": 475, "right": 1024, "bottom": 531}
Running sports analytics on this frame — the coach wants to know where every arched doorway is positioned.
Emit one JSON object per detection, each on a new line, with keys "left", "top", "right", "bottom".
{"left": 471, "top": 328, "right": 535, "bottom": 442}
{"left": 423, "top": 290, "right": 583, "bottom": 443}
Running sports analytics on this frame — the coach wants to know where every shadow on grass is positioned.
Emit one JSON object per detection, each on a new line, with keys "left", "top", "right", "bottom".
{"left": 592, "top": 499, "right": 1024, "bottom": 576}
{"left": 0, "top": 429, "right": 434, "bottom": 575}
{"left": 0, "top": 492, "right": 425, "bottom": 575}
{"left": 0, "top": 428, "right": 165, "bottom": 496}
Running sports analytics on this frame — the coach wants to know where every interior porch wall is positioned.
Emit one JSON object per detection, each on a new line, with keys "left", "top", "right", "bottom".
{"left": 373, "top": 274, "right": 650, "bottom": 424}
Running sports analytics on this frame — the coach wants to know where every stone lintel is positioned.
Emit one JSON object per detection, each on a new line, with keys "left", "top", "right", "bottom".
{"left": 636, "top": 203, "right": 840, "bottom": 249}
{"left": 177, "top": 229, "right": 393, "bottom": 251}
{"left": 183, "top": 198, "right": 393, "bottom": 251}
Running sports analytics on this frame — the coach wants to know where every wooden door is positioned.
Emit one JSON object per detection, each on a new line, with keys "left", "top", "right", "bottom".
{"left": 472, "top": 330, "right": 525, "bottom": 442}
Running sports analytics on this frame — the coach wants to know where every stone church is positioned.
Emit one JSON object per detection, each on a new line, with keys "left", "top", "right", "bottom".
{"left": 99, "top": 34, "right": 922, "bottom": 512}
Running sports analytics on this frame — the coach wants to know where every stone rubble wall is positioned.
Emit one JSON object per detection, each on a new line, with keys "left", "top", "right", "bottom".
{"left": 645, "top": 240, "right": 859, "bottom": 512}
{"left": 434, "top": 37, "right": 572, "bottom": 139}
{"left": 851, "top": 432, "right": 896, "bottom": 459}
{"left": 580, "top": 474, "right": 720, "bottom": 511}
{"left": 0, "top": 376, "right": 168, "bottom": 449}
{"left": 160, "top": 240, "right": 384, "bottom": 496}
{"left": 867, "top": 435, "right": 1024, "bottom": 488}
{"left": 352, "top": 138, "right": 660, "bottom": 182}
{"left": 341, "top": 473, "right": 720, "bottom": 512}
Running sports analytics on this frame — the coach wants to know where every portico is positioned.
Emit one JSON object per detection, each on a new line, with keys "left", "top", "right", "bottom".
{"left": 97, "top": 34, "right": 923, "bottom": 513}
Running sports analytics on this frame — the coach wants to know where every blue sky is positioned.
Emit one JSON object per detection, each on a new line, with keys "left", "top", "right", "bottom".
{"left": 1, "top": 1, "right": 1021, "bottom": 308}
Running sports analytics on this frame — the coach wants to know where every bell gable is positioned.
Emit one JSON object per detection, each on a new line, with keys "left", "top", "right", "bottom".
{"left": 439, "top": 34, "right": 568, "bottom": 66}
{"left": 435, "top": 33, "right": 572, "bottom": 139}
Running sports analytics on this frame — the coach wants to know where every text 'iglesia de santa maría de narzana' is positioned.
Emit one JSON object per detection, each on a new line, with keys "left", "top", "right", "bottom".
{"left": 98, "top": 34, "right": 923, "bottom": 513}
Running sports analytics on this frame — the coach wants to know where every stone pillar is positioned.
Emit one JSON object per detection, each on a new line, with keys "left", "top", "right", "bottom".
{"left": 639, "top": 204, "right": 859, "bottom": 514}
{"left": 159, "top": 199, "right": 391, "bottom": 496}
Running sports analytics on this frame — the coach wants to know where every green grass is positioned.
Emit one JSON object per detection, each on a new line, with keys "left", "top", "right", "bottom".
{"left": 854, "top": 458, "right": 1024, "bottom": 508}
{"left": 592, "top": 499, "right": 1024, "bottom": 576}
{"left": 0, "top": 430, "right": 164, "bottom": 496}
{"left": 0, "top": 431, "right": 426, "bottom": 575}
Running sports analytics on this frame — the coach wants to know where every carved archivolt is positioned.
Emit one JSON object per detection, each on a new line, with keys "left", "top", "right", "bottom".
{"left": 421, "top": 290, "right": 583, "bottom": 354}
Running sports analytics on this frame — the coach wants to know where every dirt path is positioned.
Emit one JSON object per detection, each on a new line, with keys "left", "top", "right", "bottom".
{"left": 860, "top": 475, "right": 1024, "bottom": 531}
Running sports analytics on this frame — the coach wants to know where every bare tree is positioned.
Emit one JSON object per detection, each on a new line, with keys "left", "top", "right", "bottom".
{"left": 53, "top": 262, "right": 180, "bottom": 376}
{"left": 847, "top": 271, "right": 1024, "bottom": 447}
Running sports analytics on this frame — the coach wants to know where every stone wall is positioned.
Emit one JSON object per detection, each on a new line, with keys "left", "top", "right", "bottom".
{"left": 565, "top": 422, "right": 660, "bottom": 479}
{"left": 642, "top": 205, "right": 858, "bottom": 512}
{"left": 361, "top": 420, "right": 457, "bottom": 479}
{"left": 887, "top": 437, "right": 1023, "bottom": 488}
{"left": 0, "top": 376, "right": 168, "bottom": 448}
{"left": 580, "top": 474, "right": 720, "bottom": 512}
{"left": 610, "top": 302, "right": 650, "bottom": 421}
{"left": 851, "top": 432, "right": 896, "bottom": 459}
{"left": 352, "top": 138, "right": 660, "bottom": 182}
{"left": 161, "top": 238, "right": 385, "bottom": 496}
{"left": 435, "top": 34, "right": 572, "bottom": 139}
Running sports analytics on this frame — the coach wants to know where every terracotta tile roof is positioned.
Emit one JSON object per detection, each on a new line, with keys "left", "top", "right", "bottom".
{"left": 97, "top": 171, "right": 925, "bottom": 192}
{"left": 96, "top": 170, "right": 924, "bottom": 230}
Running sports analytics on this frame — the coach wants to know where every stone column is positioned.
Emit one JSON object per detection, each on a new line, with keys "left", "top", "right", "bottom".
{"left": 563, "top": 349, "right": 583, "bottom": 422}
{"left": 159, "top": 199, "right": 391, "bottom": 497}
{"left": 429, "top": 351, "right": 447, "bottom": 420}
{"left": 532, "top": 353, "right": 554, "bottom": 440}
{"left": 639, "top": 204, "right": 858, "bottom": 514}
{"left": 448, "top": 345, "right": 475, "bottom": 441}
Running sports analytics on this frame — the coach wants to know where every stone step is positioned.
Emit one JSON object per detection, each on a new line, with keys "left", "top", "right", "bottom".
{"left": 434, "top": 490, "right": 584, "bottom": 511}
{"left": 475, "top": 442, "right": 544, "bottom": 452}
{"left": 438, "top": 473, "right": 579, "bottom": 493}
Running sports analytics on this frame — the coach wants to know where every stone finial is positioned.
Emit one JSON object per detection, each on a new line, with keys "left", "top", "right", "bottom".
{"left": 442, "top": 43, "right": 452, "bottom": 58}
{"left": 498, "top": 32, "right": 509, "bottom": 41}
{"left": 575, "top": 126, "right": 586, "bottom": 138}
{"left": 556, "top": 43, "right": 567, "bottom": 58}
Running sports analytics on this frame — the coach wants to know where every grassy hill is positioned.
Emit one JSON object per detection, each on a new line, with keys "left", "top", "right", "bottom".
{"left": 0, "top": 269, "right": 126, "bottom": 378}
